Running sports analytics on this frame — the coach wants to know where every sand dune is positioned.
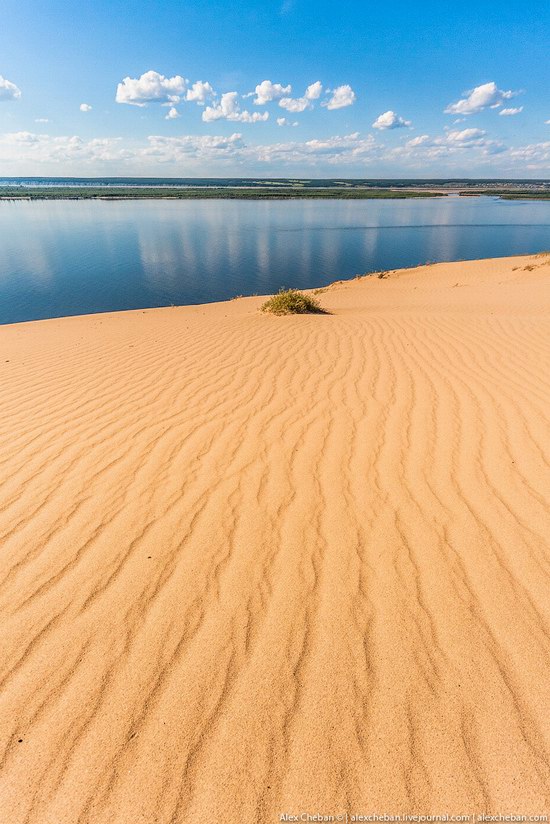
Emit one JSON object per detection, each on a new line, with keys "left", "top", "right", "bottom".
{"left": 1, "top": 254, "right": 549, "bottom": 823}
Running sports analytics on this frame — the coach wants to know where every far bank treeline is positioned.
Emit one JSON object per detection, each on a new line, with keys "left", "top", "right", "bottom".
{"left": 2, "top": 189, "right": 550, "bottom": 201}
{"left": 0, "top": 186, "right": 445, "bottom": 200}
{"left": 1, "top": 179, "right": 549, "bottom": 201}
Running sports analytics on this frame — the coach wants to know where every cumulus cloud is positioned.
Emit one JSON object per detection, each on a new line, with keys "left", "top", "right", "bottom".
{"left": 2, "top": 131, "right": 41, "bottom": 145}
{"left": 114, "top": 73, "right": 355, "bottom": 122}
{"left": 185, "top": 80, "right": 215, "bottom": 105}
{"left": 116, "top": 70, "right": 187, "bottom": 107}
{"left": 0, "top": 129, "right": 243, "bottom": 173}
{"left": 372, "top": 110, "right": 411, "bottom": 130}
{"left": 279, "top": 96, "right": 310, "bottom": 113}
{"left": 444, "top": 127, "right": 487, "bottom": 144}
{"left": 322, "top": 84, "right": 356, "bottom": 110}
{"left": 35, "top": 118, "right": 49, "bottom": 123}
{"left": 499, "top": 106, "right": 523, "bottom": 116}
{"left": 202, "top": 92, "right": 269, "bottom": 123}
{"left": 503, "top": 140, "right": 550, "bottom": 169}
{"left": 0, "top": 131, "right": 131, "bottom": 165}
{"left": 406, "top": 134, "right": 430, "bottom": 147}
{"left": 444, "top": 81, "right": 518, "bottom": 115}
{"left": 0, "top": 75, "right": 21, "bottom": 101}
{"left": 304, "top": 132, "right": 366, "bottom": 153}
{"left": 79, "top": 103, "right": 92, "bottom": 112}
{"left": 6, "top": 119, "right": 550, "bottom": 174}
{"left": 279, "top": 82, "right": 323, "bottom": 112}
{"left": 252, "top": 80, "right": 292, "bottom": 104}
{"left": 143, "top": 133, "right": 245, "bottom": 163}
{"left": 305, "top": 81, "right": 323, "bottom": 101}
{"left": 405, "top": 128, "right": 488, "bottom": 149}
{"left": 396, "top": 127, "right": 500, "bottom": 165}
{"left": 165, "top": 107, "right": 180, "bottom": 120}
{"left": 276, "top": 117, "right": 298, "bottom": 127}
{"left": 253, "top": 132, "right": 377, "bottom": 165}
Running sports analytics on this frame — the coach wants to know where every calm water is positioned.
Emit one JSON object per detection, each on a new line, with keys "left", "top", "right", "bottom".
{"left": 1, "top": 197, "right": 550, "bottom": 324}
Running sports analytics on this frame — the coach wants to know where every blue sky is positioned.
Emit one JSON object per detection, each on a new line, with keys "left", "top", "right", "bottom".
{"left": 0, "top": 0, "right": 549, "bottom": 176}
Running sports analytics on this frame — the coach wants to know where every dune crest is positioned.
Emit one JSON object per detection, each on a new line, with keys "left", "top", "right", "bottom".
{"left": 1, "top": 255, "right": 549, "bottom": 822}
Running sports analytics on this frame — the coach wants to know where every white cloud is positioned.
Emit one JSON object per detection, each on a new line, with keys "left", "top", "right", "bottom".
{"left": 444, "top": 127, "right": 487, "bottom": 144}
{"left": 165, "top": 107, "right": 180, "bottom": 120}
{"left": 406, "top": 134, "right": 430, "bottom": 147}
{"left": 386, "top": 125, "right": 509, "bottom": 173}
{"left": 372, "top": 110, "right": 411, "bottom": 130}
{"left": 202, "top": 92, "right": 269, "bottom": 123}
{"left": 35, "top": 118, "right": 49, "bottom": 123}
{"left": 252, "top": 80, "right": 292, "bottom": 104}
{"left": 279, "top": 81, "right": 323, "bottom": 113}
{"left": 545, "top": 120, "right": 550, "bottom": 125}
{"left": 0, "top": 131, "right": 131, "bottom": 165}
{"left": 279, "top": 96, "right": 310, "bottom": 113}
{"left": 5, "top": 122, "right": 550, "bottom": 175}
{"left": 501, "top": 140, "right": 550, "bottom": 169}
{"left": 253, "top": 132, "right": 378, "bottom": 165}
{"left": 276, "top": 117, "right": 299, "bottom": 127}
{"left": 444, "top": 81, "right": 518, "bottom": 115}
{"left": 305, "top": 81, "right": 323, "bottom": 101}
{"left": 396, "top": 127, "right": 500, "bottom": 165}
{"left": 185, "top": 80, "right": 215, "bottom": 105}
{"left": 322, "top": 84, "right": 356, "bottom": 110}
{"left": 79, "top": 103, "right": 92, "bottom": 112}
{"left": 405, "top": 128, "right": 488, "bottom": 149}
{"left": 2, "top": 131, "right": 41, "bottom": 145}
{"left": 304, "top": 132, "right": 364, "bottom": 152}
{"left": 499, "top": 106, "right": 523, "bottom": 116}
{"left": 116, "top": 70, "right": 187, "bottom": 107}
{"left": 113, "top": 73, "right": 353, "bottom": 122}
{"left": 143, "top": 133, "right": 245, "bottom": 163}
{"left": 0, "top": 75, "right": 21, "bottom": 101}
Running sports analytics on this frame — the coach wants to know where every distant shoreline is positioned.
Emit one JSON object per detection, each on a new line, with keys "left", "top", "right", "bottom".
{"left": 2, "top": 186, "right": 550, "bottom": 201}
{"left": 0, "top": 187, "right": 443, "bottom": 201}
{"left": 1, "top": 177, "right": 550, "bottom": 201}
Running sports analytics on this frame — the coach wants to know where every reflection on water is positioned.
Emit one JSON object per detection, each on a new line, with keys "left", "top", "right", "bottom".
{"left": 1, "top": 197, "right": 550, "bottom": 324}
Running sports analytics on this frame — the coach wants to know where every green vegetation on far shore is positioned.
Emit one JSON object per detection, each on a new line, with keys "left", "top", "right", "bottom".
{"left": 458, "top": 190, "right": 550, "bottom": 200}
{"left": 0, "top": 186, "right": 444, "bottom": 201}
{"left": 1, "top": 182, "right": 549, "bottom": 201}
{"left": 487, "top": 193, "right": 550, "bottom": 200}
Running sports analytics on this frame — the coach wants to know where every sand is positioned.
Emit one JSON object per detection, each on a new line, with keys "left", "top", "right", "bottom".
{"left": 1, "top": 254, "right": 549, "bottom": 823}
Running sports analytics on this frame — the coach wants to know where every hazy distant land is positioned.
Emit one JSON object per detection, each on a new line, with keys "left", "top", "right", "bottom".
{"left": 1, "top": 177, "right": 549, "bottom": 200}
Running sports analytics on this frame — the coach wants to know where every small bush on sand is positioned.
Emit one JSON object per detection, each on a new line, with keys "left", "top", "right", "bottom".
{"left": 261, "top": 288, "right": 327, "bottom": 315}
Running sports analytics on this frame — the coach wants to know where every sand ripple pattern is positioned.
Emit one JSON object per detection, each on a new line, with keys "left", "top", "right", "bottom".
{"left": 1, "top": 255, "right": 549, "bottom": 823}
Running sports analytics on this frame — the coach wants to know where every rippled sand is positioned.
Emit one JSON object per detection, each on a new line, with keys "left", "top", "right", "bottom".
{"left": 1, "top": 254, "right": 549, "bottom": 823}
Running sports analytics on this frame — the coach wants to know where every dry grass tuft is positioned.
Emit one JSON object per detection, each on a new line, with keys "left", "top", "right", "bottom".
{"left": 261, "top": 289, "right": 328, "bottom": 315}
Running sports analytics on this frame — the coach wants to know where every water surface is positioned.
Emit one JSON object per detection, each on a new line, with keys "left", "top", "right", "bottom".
{"left": 1, "top": 197, "right": 549, "bottom": 324}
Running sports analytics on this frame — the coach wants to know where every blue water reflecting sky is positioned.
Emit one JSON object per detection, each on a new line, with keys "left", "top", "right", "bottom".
{"left": 1, "top": 197, "right": 549, "bottom": 324}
